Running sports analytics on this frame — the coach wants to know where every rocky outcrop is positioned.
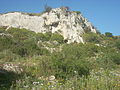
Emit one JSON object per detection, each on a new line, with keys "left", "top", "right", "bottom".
{"left": 0, "top": 63, "right": 23, "bottom": 74}
{"left": 0, "top": 7, "right": 97, "bottom": 43}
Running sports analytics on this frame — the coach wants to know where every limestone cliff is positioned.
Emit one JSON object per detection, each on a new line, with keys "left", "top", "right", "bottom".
{"left": 0, "top": 7, "right": 97, "bottom": 43}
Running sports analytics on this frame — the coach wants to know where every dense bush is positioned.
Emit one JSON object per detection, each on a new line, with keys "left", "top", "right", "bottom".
{"left": 36, "top": 32, "right": 64, "bottom": 44}
{"left": 36, "top": 32, "right": 52, "bottom": 41}
{"left": 44, "top": 6, "right": 52, "bottom": 13}
{"left": 36, "top": 33, "right": 46, "bottom": 41}
{"left": 83, "top": 33, "right": 101, "bottom": 43}
{"left": 75, "top": 11, "right": 81, "bottom": 14}
{"left": 105, "top": 32, "right": 113, "bottom": 37}
{"left": 23, "top": 43, "right": 100, "bottom": 79}
{"left": 7, "top": 28, "right": 36, "bottom": 41}
{"left": 0, "top": 28, "right": 52, "bottom": 57}
{"left": 0, "top": 70, "right": 20, "bottom": 89}
{"left": 50, "top": 43, "right": 99, "bottom": 79}
{"left": 11, "top": 38, "right": 50, "bottom": 57}
{"left": 50, "top": 33, "right": 64, "bottom": 44}
{"left": 43, "top": 32, "right": 52, "bottom": 41}
{"left": 114, "top": 39, "right": 120, "bottom": 50}
{"left": 110, "top": 53, "right": 120, "bottom": 65}
{"left": 0, "top": 50, "right": 20, "bottom": 62}
{"left": 0, "top": 35, "right": 14, "bottom": 51}
{"left": 0, "top": 26, "right": 7, "bottom": 33}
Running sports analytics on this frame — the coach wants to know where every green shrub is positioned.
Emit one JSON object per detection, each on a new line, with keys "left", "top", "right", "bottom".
{"left": 44, "top": 6, "right": 52, "bottom": 13}
{"left": 0, "top": 70, "right": 20, "bottom": 89}
{"left": 62, "top": 43, "right": 99, "bottom": 58}
{"left": 50, "top": 33, "right": 64, "bottom": 44}
{"left": 36, "top": 32, "right": 52, "bottom": 41}
{"left": 96, "top": 47, "right": 120, "bottom": 69}
{"left": 105, "top": 32, "right": 113, "bottom": 37}
{"left": 36, "top": 33, "right": 46, "bottom": 41}
{"left": 11, "top": 39, "right": 50, "bottom": 57}
{"left": 36, "top": 32, "right": 64, "bottom": 44}
{"left": 114, "top": 39, "right": 120, "bottom": 50}
{"left": 0, "top": 26, "right": 7, "bottom": 33}
{"left": 83, "top": 33, "right": 101, "bottom": 43}
{"left": 51, "top": 53, "right": 91, "bottom": 79}
{"left": 0, "top": 35, "right": 14, "bottom": 51}
{"left": 44, "top": 32, "right": 52, "bottom": 41}
{"left": 50, "top": 44, "right": 98, "bottom": 79}
{"left": 7, "top": 28, "right": 36, "bottom": 41}
{"left": 110, "top": 52, "right": 120, "bottom": 65}
{"left": 0, "top": 50, "right": 20, "bottom": 62}
{"left": 75, "top": 11, "right": 81, "bottom": 14}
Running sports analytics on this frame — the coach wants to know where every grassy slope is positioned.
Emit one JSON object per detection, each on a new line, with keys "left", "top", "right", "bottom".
{"left": 0, "top": 27, "right": 120, "bottom": 90}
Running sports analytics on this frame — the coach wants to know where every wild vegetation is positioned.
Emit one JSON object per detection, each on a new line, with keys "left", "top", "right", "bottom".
{"left": 0, "top": 27, "right": 120, "bottom": 90}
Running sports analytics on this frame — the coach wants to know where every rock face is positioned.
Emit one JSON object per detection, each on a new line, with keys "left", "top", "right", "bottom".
{"left": 0, "top": 7, "right": 96, "bottom": 43}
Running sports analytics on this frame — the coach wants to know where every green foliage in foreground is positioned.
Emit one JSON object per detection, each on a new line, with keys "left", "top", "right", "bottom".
{"left": 9, "top": 69, "right": 120, "bottom": 90}
{"left": 0, "top": 27, "right": 120, "bottom": 89}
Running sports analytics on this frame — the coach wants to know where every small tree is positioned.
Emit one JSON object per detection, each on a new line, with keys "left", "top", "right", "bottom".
{"left": 105, "top": 32, "right": 113, "bottom": 37}
{"left": 65, "top": 6, "right": 70, "bottom": 11}
{"left": 44, "top": 5, "right": 52, "bottom": 13}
